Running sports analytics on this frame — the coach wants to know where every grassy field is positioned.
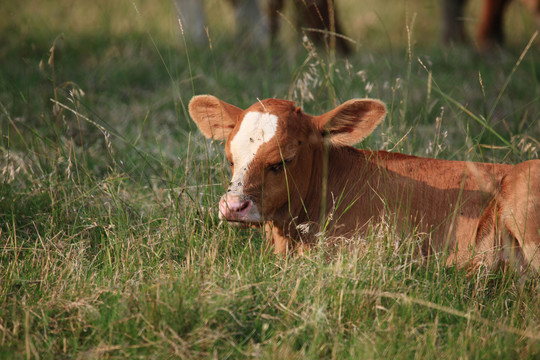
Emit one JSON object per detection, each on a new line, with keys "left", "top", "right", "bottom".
{"left": 1, "top": 0, "right": 540, "bottom": 358}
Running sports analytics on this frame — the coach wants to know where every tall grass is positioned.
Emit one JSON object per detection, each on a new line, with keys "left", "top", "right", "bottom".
{"left": 1, "top": 0, "right": 539, "bottom": 358}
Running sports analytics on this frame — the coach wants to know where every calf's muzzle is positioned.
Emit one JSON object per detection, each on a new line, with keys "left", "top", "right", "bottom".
{"left": 218, "top": 193, "right": 257, "bottom": 223}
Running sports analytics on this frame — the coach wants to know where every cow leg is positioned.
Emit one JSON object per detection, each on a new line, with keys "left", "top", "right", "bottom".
{"left": 175, "top": 0, "right": 207, "bottom": 44}
{"left": 472, "top": 199, "right": 508, "bottom": 272}
{"left": 265, "top": 222, "right": 291, "bottom": 255}
{"left": 229, "top": 0, "right": 269, "bottom": 44}
{"left": 440, "top": 0, "right": 468, "bottom": 45}
{"left": 293, "top": 0, "right": 351, "bottom": 54}
{"left": 477, "top": 0, "right": 512, "bottom": 50}
{"left": 267, "top": 0, "right": 285, "bottom": 45}
{"left": 474, "top": 160, "right": 540, "bottom": 273}
{"left": 265, "top": 221, "right": 312, "bottom": 255}
{"left": 498, "top": 160, "right": 540, "bottom": 272}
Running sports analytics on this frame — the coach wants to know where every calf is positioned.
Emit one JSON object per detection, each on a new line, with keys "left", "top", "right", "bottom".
{"left": 189, "top": 95, "right": 540, "bottom": 273}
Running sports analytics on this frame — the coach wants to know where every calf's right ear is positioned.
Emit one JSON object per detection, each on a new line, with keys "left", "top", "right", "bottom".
{"left": 188, "top": 95, "right": 243, "bottom": 140}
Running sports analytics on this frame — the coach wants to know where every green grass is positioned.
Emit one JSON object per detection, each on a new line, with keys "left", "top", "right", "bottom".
{"left": 1, "top": 0, "right": 539, "bottom": 358}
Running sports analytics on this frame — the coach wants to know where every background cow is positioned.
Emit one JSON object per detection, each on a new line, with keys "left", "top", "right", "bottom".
{"left": 177, "top": 0, "right": 538, "bottom": 53}
{"left": 175, "top": 0, "right": 351, "bottom": 53}
{"left": 442, "top": 0, "right": 540, "bottom": 49}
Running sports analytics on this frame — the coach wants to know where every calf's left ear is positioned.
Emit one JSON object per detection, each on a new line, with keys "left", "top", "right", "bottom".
{"left": 314, "top": 99, "right": 386, "bottom": 146}
{"left": 189, "top": 95, "right": 243, "bottom": 140}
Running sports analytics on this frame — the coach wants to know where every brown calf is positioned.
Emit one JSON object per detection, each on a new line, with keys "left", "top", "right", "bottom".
{"left": 189, "top": 95, "right": 540, "bottom": 273}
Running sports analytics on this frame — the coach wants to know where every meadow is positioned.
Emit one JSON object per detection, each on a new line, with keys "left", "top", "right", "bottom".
{"left": 1, "top": 0, "right": 539, "bottom": 358}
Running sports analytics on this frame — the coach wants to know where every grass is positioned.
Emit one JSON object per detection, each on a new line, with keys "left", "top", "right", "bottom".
{"left": 1, "top": 0, "right": 539, "bottom": 358}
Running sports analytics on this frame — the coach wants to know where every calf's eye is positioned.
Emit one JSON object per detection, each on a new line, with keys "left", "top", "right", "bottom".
{"left": 268, "top": 162, "right": 284, "bottom": 173}
{"left": 268, "top": 158, "right": 293, "bottom": 174}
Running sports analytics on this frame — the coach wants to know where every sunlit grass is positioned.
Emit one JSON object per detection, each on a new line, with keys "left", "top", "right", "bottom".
{"left": 1, "top": 0, "right": 539, "bottom": 358}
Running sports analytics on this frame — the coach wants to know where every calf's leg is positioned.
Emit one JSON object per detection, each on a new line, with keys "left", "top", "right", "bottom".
{"left": 474, "top": 160, "right": 540, "bottom": 273}
{"left": 498, "top": 160, "right": 540, "bottom": 271}
{"left": 265, "top": 222, "right": 290, "bottom": 255}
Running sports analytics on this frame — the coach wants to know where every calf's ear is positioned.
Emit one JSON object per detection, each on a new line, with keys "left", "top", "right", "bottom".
{"left": 189, "top": 95, "right": 243, "bottom": 140}
{"left": 314, "top": 99, "right": 386, "bottom": 146}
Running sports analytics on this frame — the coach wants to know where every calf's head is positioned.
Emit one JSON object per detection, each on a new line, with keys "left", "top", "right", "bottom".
{"left": 189, "top": 95, "right": 386, "bottom": 226}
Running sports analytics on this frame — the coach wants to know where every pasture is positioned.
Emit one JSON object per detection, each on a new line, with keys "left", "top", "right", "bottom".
{"left": 1, "top": 0, "right": 539, "bottom": 358}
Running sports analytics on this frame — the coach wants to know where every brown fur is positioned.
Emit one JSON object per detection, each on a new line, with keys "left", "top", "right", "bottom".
{"left": 190, "top": 95, "right": 540, "bottom": 273}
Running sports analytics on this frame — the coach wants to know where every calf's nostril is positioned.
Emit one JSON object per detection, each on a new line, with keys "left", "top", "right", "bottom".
{"left": 238, "top": 201, "right": 250, "bottom": 212}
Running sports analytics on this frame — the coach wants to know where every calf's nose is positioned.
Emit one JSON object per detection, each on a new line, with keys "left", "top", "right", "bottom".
{"left": 219, "top": 193, "right": 253, "bottom": 221}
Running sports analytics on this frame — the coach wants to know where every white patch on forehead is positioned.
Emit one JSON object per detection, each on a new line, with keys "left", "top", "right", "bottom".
{"left": 229, "top": 111, "right": 278, "bottom": 192}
